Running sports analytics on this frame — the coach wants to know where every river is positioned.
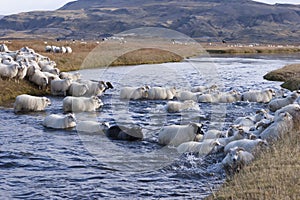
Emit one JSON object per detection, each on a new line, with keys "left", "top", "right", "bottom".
{"left": 0, "top": 54, "right": 300, "bottom": 199}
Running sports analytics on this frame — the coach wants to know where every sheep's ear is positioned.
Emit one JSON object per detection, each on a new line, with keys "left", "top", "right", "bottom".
{"left": 106, "top": 81, "right": 114, "bottom": 89}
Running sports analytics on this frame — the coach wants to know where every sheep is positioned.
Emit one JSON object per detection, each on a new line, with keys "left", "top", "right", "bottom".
{"left": 77, "top": 80, "right": 113, "bottom": 97}
{"left": 41, "top": 65, "right": 60, "bottom": 75}
{"left": 42, "top": 71, "right": 60, "bottom": 86}
{"left": 76, "top": 121, "right": 108, "bottom": 134}
{"left": 222, "top": 147, "right": 254, "bottom": 176}
{"left": 59, "top": 72, "right": 81, "bottom": 81}
{"left": 197, "top": 93, "right": 218, "bottom": 103}
{"left": 62, "top": 96, "right": 103, "bottom": 112}
{"left": 157, "top": 122, "right": 204, "bottom": 147}
{"left": 38, "top": 60, "right": 56, "bottom": 69}
{"left": 203, "top": 129, "right": 224, "bottom": 140}
{"left": 0, "top": 63, "right": 18, "bottom": 81}
{"left": 217, "top": 91, "right": 241, "bottom": 103}
{"left": 28, "top": 70, "right": 49, "bottom": 90}
{"left": 241, "top": 89, "right": 275, "bottom": 103}
{"left": 268, "top": 91, "right": 300, "bottom": 112}
{"left": 166, "top": 100, "right": 200, "bottom": 113}
{"left": 147, "top": 86, "right": 176, "bottom": 100}
{"left": 65, "top": 46, "right": 72, "bottom": 53}
{"left": 25, "top": 60, "right": 41, "bottom": 77}
{"left": 119, "top": 86, "right": 149, "bottom": 100}
{"left": 274, "top": 104, "right": 300, "bottom": 131}
{"left": 14, "top": 94, "right": 51, "bottom": 113}
{"left": 105, "top": 124, "right": 144, "bottom": 141}
{"left": 175, "top": 90, "right": 199, "bottom": 102}
{"left": 50, "top": 78, "right": 72, "bottom": 96}
{"left": 67, "top": 82, "right": 89, "bottom": 97}
{"left": 0, "top": 44, "right": 9, "bottom": 52}
{"left": 61, "top": 46, "right": 67, "bottom": 54}
{"left": 260, "top": 112, "right": 293, "bottom": 143}
{"left": 234, "top": 109, "right": 269, "bottom": 132}
{"left": 45, "top": 45, "right": 52, "bottom": 53}
{"left": 217, "top": 128, "right": 246, "bottom": 146}
{"left": 224, "top": 139, "right": 268, "bottom": 155}
{"left": 42, "top": 113, "right": 76, "bottom": 129}
{"left": 15, "top": 63, "right": 27, "bottom": 83}
{"left": 191, "top": 84, "right": 218, "bottom": 93}
{"left": 176, "top": 140, "right": 222, "bottom": 155}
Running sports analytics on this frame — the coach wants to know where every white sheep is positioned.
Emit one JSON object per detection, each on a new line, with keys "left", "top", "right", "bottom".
{"left": 0, "top": 63, "right": 18, "bottom": 81}
{"left": 217, "top": 91, "right": 241, "bottom": 103}
{"left": 203, "top": 129, "right": 224, "bottom": 140}
{"left": 241, "top": 89, "right": 275, "bottom": 103}
{"left": 260, "top": 112, "right": 293, "bottom": 143}
{"left": 68, "top": 82, "right": 89, "bottom": 97}
{"left": 175, "top": 90, "right": 199, "bottom": 102}
{"left": 119, "top": 86, "right": 149, "bottom": 100}
{"left": 234, "top": 109, "right": 269, "bottom": 132}
{"left": 217, "top": 128, "right": 246, "bottom": 146}
{"left": 274, "top": 103, "right": 300, "bottom": 131}
{"left": 50, "top": 78, "right": 72, "bottom": 96}
{"left": 268, "top": 91, "right": 300, "bottom": 112}
{"left": 42, "top": 113, "right": 76, "bottom": 129}
{"left": 28, "top": 70, "right": 48, "bottom": 89}
{"left": 76, "top": 121, "right": 108, "bottom": 134}
{"left": 59, "top": 72, "right": 81, "bottom": 81}
{"left": 65, "top": 46, "right": 72, "bottom": 53}
{"left": 41, "top": 65, "right": 60, "bottom": 75}
{"left": 191, "top": 85, "right": 218, "bottom": 93}
{"left": 42, "top": 71, "right": 60, "bottom": 86}
{"left": 166, "top": 100, "right": 200, "bottom": 113}
{"left": 222, "top": 147, "right": 254, "bottom": 176}
{"left": 224, "top": 139, "right": 268, "bottom": 154}
{"left": 45, "top": 45, "right": 52, "bottom": 53}
{"left": 176, "top": 140, "right": 221, "bottom": 155}
{"left": 62, "top": 96, "right": 103, "bottom": 112}
{"left": 158, "top": 122, "right": 204, "bottom": 146}
{"left": 147, "top": 86, "right": 176, "bottom": 100}
{"left": 0, "top": 44, "right": 9, "bottom": 52}
{"left": 77, "top": 80, "right": 113, "bottom": 96}
{"left": 14, "top": 94, "right": 51, "bottom": 113}
{"left": 15, "top": 63, "right": 27, "bottom": 83}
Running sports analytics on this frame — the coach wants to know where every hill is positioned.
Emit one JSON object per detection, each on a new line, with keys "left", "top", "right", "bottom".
{"left": 0, "top": 0, "right": 300, "bottom": 43}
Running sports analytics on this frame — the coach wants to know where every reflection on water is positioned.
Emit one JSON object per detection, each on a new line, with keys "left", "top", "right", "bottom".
{"left": 1, "top": 55, "right": 299, "bottom": 199}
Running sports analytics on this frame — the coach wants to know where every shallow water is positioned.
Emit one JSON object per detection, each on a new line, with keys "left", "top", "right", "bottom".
{"left": 1, "top": 54, "right": 300, "bottom": 199}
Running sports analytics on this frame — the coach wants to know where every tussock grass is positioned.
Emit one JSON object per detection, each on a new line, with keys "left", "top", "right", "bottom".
{"left": 207, "top": 130, "right": 300, "bottom": 200}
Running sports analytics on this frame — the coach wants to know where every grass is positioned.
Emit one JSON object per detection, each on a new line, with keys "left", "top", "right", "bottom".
{"left": 264, "top": 64, "right": 300, "bottom": 91}
{"left": 207, "top": 129, "right": 300, "bottom": 200}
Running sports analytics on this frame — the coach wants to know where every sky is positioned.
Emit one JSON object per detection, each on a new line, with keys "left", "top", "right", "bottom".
{"left": 0, "top": 0, "right": 299, "bottom": 15}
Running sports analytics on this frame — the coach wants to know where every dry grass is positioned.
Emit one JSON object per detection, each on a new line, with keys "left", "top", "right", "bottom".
{"left": 264, "top": 64, "right": 300, "bottom": 91}
{"left": 207, "top": 130, "right": 300, "bottom": 200}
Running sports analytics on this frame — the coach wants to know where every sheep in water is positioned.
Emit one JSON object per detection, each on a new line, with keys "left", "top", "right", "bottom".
{"left": 165, "top": 100, "right": 200, "bottom": 113}
{"left": 158, "top": 122, "right": 204, "bottom": 147}
{"left": 120, "top": 86, "right": 149, "bottom": 100}
{"left": 176, "top": 140, "right": 222, "bottom": 155}
{"left": 224, "top": 139, "right": 268, "bottom": 155}
{"left": 222, "top": 147, "right": 254, "bottom": 176}
{"left": 268, "top": 91, "right": 300, "bottom": 112}
{"left": 76, "top": 121, "right": 109, "bottom": 134}
{"left": 105, "top": 124, "right": 144, "bottom": 141}
{"left": 175, "top": 90, "right": 199, "bottom": 102}
{"left": 42, "top": 113, "right": 76, "bottom": 129}
{"left": 50, "top": 78, "right": 73, "bottom": 96}
{"left": 62, "top": 96, "right": 103, "bottom": 112}
{"left": 67, "top": 82, "right": 89, "bottom": 97}
{"left": 241, "top": 89, "right": 275, "bottom": 103}
{"left": 147, "top": 86, "right": 176, "bottom": 100}
{"left": 14, "top": 94, "right": 51, "bottom": 113}
{"left": 259, "top": 112, "right": 293, "bottom": 143}
{"left": 76, "top": 80, "right": 113, "bottom": 97}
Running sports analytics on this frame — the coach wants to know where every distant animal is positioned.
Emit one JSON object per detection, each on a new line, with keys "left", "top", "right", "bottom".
{"left": 50, "top": 78, "right": 72, "bottom": 96}
{"left": 176, "top": 140, "right": 222, "bottom": 155}
{"left": 166, "top": 100, "right": 200, "bottom": 113}
{"left": 147, "top": 87, "right": 176, "bottom": 100}
{"left": 120, "top": 86, "right": 149, "bottom": 100}
{"left": 77, "top": 80, "right": 113, "bottom": 96}
{"left": 67, "top": 82, "right": 89, "bottom": 97}
{"left": 241, "top": 89, "right": 275, "bottom": 103}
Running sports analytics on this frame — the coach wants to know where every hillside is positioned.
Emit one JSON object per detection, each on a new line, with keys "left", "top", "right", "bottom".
{"left": 0, "top": 0, "right": 300, "bottom": 43}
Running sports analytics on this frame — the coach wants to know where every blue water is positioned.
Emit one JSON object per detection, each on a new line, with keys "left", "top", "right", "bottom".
{"left": 1, "top": 54, "right": 300, "bottom": 199}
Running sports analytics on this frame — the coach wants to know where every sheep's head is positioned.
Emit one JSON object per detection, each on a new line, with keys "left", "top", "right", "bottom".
{"left": 189, "top": 122, "right": 204, "bottom": 141}
{"left": 43, "top": 97, "right": 51, "bottom": 106}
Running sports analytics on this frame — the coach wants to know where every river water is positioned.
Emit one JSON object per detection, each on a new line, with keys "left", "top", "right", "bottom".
{"left": 1, "top": 54, "right": 300, "bottom": 199}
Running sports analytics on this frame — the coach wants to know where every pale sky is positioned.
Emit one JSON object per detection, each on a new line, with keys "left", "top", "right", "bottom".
{"left": 0, "top": 0, "right": 299, "bottom": 15}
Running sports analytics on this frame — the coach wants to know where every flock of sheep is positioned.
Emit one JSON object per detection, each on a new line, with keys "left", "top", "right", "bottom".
{"left": 2, "top": 43, "right": 300, "bottom": 176}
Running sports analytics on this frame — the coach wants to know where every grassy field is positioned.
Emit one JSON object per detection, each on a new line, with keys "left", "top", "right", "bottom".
{"left": 207, "top": 129, "right": 300, "bottom": 200}
{"left": 264, "top": 63, "right": 300, "bottom": 91}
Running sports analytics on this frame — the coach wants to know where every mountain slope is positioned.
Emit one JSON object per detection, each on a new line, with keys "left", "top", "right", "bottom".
{"left": 0, "top": 0, "right": 299, "bottom": 43}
